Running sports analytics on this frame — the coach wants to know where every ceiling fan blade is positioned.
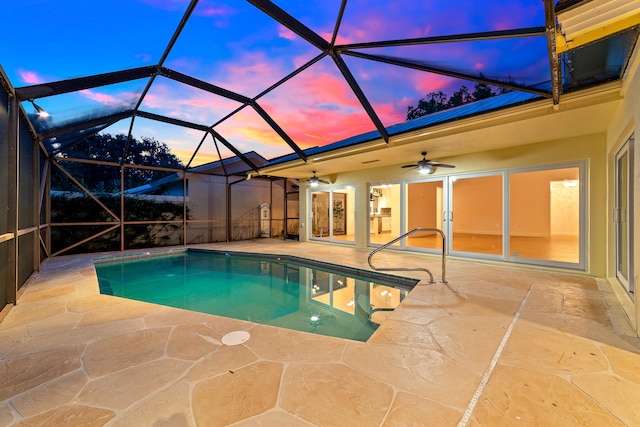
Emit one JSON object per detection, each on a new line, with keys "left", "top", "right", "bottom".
{"left": 401, "top": 164, "right": 417, "bottom": 168}
{"left": 431, "top": 162, "right": 455, "bottom": 168}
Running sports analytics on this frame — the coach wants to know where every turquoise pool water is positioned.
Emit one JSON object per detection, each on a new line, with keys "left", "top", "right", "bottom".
{"left": 94, "top": 249, "right": 417, "bottom": 342}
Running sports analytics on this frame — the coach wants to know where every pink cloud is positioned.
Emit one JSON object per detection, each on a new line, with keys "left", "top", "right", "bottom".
{"left": 278, "top": 25, "right": 297, "bottom": 41}
{"left": 321, "top": 32, "right": 353, "bottom": 46}
{"left": 411, "top": 72, "right": 450, "bottom": 94}
{"left": 79, "top": 89, "right": 131, "bottom": 107}
{"left": 138, "top": 0, "right": 189, "bottom": 12}
{"left": 18, "top": 69, "right": 46, "bottom": 84}
{"left": 134, "top": 53, "right": 154, "bottom": 63}
{"left": 373, "top": 102, "right": 406, "bottom": 126}
{"left": 220, "top": 52, "right": 287, "bottom": 95}
{"left": 199, "top": 6, "right": 230, "bottom": 17}
{"left": 208, "top": 63, "right": 377, "bottom": 156}
{"left": 140, "top": 81, "right": 242, "bottom": 125}
{"left": 138, "top": 0, "right": 235, "bottom": 27}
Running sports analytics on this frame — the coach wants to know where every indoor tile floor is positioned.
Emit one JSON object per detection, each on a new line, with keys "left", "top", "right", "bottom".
{"left": 1, "top": 240, "right": 640, "bottom": 426}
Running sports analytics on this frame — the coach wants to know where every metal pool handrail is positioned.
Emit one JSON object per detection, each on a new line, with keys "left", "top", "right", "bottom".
{"left": 368, "top": 227, "right": 447, "bottom": 284}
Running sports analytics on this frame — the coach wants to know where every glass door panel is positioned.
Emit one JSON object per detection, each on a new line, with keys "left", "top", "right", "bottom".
{"left": 615, "top": 139, "right": 633, "bottom": 293}
{"left": 311, "top": 191, "right": 330, "bottom": 240}
{"left": 369, "top": 184, "right": 401, "bottom": 246}
{"left": 332, "top": 188, "right": 355, "bottom": 243}
{"left": 451, "top": 175, "right": 503, "bottom": 256}
{"left": 406, "top": 180, "right": 445, "bottom": 250}
{"left": 510, "top": 167, "right": 580, "bottom": 264}
{"left": 311, "top": 188, "right": 355, "bottom": 243}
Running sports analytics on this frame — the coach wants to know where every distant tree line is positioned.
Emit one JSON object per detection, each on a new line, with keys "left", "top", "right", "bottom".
{"left": 406, "top": 76, "right": 512, "bottom": 121}
{"left": 52, "top": 133, "right": 183, "bottom": 193}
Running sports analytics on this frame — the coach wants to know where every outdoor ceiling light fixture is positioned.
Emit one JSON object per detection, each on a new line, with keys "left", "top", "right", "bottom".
{"left": 29, "top": 99, "right": 50, "bottom": 119}
{"left": 308, "top": 171, "right": 330, "bottom": 187}
{"left": 418, "top": 164, "right": 435, "bottom": 175}
{"left": 402, "top": 152, "right": 455, "bottom": 175}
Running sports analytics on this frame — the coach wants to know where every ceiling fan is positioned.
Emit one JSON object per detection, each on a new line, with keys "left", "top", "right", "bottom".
{"left": 401, "top": 152, "right": 455, "bottom": 175}
{"left": 307, "top": 171, "right": 331, "bottom": 187}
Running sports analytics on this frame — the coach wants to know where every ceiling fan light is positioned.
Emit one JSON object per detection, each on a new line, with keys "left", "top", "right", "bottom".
{"left": 418, "top": 164, "right": 435, "bottom": 175}
{"left": 309, "top": 176, "right": 319, "bottom": 187}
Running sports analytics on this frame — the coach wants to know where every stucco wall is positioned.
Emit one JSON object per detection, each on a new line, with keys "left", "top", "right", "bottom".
{"left": 606, "top": 44, "right": 640, "bottom": 333}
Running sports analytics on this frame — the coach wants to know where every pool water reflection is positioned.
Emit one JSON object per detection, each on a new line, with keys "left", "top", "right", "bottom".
{"left": 95, "top": 249, "right": 417, "bottom": 342}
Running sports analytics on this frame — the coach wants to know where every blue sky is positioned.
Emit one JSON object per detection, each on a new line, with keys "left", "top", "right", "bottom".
{"left": 2, "top": 0, "right": 551, "bottom": 164}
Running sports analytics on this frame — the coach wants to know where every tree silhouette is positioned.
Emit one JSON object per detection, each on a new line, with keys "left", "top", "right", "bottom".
{"left": 52, "top": 133, "right": 183, "bottom": 193}
{"left": 406, "top": 76, "right": 511, "bottom": 121}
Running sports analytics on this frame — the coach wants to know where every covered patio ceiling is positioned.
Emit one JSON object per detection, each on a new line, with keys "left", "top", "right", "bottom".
{"left": 3, "top": 0, "right": 639, "bottom": 179}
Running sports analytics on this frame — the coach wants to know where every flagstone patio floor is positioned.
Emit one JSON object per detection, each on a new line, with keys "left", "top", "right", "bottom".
{"left": 1, "top": 239, "right": 640, "bottom": 426}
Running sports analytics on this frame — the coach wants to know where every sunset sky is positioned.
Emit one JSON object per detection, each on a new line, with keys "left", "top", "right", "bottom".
{"left": 2, "top": 0, "right": 551, "bottom": 165}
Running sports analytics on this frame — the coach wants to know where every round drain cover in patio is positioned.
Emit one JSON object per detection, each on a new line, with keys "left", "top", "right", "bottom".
{"left": 221, "top": 330, "right": 250, "bottom": 346}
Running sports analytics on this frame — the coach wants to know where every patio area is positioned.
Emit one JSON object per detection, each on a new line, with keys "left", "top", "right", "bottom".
{"left": 1, "top": 239, "right": 640, "bottom": 426}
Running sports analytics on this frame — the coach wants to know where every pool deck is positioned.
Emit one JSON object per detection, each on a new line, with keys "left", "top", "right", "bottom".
{"left": 2, "top": 239, "right": 640, "bottom": 426}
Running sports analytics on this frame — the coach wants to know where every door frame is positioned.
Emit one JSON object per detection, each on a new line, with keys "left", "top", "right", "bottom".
{"left": 615, "top": 136, "right": 634, "bottom": 295}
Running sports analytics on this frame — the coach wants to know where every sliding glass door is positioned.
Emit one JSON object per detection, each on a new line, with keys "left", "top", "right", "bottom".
{"left": 369, "top": 163, "right": 585, "bottom": 269}
{"left": 369, "top": 184, "right": 401, "bottom": 246}
{"left": 310, "top": 187, "right": 355, "bottom": 243}
{"left": 406, "top": 180, "right": 446, "bottom": 251}
{"left": 509, "top": 167, "right": 581, "bottom": 265}
{"left": 450, "top": 174, "right": 503, "bottom": 258}
{"left": 615, "top": 138, "right": 633, "bottom": 294}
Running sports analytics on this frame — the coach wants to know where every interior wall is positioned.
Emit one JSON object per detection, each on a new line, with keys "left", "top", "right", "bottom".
{"left": 345, "top": 189, "right": 355, "bottom": 236}
{"left": 550, "top": 181, "right": 580, "bottom": 236}
{"left": 452, "top": 175, "right": 502, "bottom": 235}
{"left": 511, "top": 173, "right": 551, "bottom": 237}
{"left": 407, "top": 182, "right": 439, "bottom": 230}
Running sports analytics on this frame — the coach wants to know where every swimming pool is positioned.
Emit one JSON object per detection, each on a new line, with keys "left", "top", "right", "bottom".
{"left": 94, "top": 249, "right": 418, "bottom": 342}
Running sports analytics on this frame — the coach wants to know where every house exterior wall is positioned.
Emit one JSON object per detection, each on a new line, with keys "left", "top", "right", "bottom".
{"left": 301, "top": 134, "right": 607, "bottom": 273}
{"left": 606, "top": 43, "right": 640, "bottom": 333}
